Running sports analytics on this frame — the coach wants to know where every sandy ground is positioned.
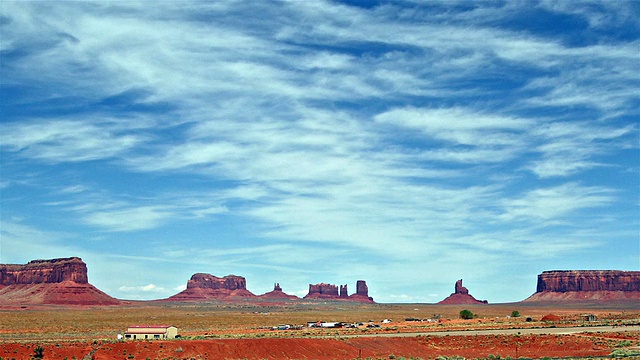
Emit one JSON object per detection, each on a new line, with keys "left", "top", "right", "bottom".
{"left": 342, "top": 324, "right": 640, "bottom": 337}
{"left": 1, "top": 301, "right": 638, "bottom": 359}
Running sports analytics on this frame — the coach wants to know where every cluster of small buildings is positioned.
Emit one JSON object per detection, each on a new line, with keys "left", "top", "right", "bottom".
{"left": 404, "top": 317, "right": 441, "bottom": 323}
{"left": 308, "top": 319, "right": 393, "bottom": 328}
{"left": 118, "top": 313, "right": 600, "bottom": 340}
{"left": 269, "top": 319, "right": 392, "bottom": 330}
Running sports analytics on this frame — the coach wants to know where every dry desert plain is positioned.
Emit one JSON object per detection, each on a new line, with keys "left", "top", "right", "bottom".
{"left": 1, "top": 300, "right": 639, "bottom": 360}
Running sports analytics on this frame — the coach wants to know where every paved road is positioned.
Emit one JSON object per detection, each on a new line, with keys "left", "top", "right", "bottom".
{"left": 341, "top": 325, "right": 640, "bottom": 338}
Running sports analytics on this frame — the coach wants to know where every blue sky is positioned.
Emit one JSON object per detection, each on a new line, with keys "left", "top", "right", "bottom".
{"left": 1, "top": 1, "right": 638, "bottom": 303}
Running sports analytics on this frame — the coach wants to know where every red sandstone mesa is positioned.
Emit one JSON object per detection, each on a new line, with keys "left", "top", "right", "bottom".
{"left": 0, "top": 257, "right": 119, "bottom": 305}
{"left": 525, "top": 270, "right": 640, "bottom": 301}
{"left": 0, "top": 257, "right": 89, "bottom": 285}
{"left": 165, "top": 273, "right": 256, "bottom": 301}
{"left": 438, "top": 279, "right": 488, "bottom": 305}
{"left": 305, "top": 283, "right": 339, "bottom": 299}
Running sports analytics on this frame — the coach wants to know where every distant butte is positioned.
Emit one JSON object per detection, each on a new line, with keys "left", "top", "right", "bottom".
{"left": 304, "top": 280, "right": 374, "bottom": 303}
{"left": 438, "top": 279, "right": 488, "bottom": 305}
{"left": 524, "top": 270, "right": 640, "bottom": 302}
{"left": 14, "top": 258, "right": 635, "bottom": 306}
{"left": 0, "top": 257, "right": 119, "bottom": 305}
{"left": 164, "top": 273, "right": 256, "bottom": 301}
{"left": 259, "top": 283, "right": 299, "bottom": 300}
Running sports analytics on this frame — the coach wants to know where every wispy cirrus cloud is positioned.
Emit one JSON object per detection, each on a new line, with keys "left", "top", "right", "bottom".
{"left": 1, "top": 119, "right": 146, "bottom": 162}
{"left": 528, "top": 121, "right": 635, "bottom": 178}
{"left": 1, "top": 1, "right": 637, "bottom": 302}
{"left": 500, "top": 182, "right": 615, "bottom": 222}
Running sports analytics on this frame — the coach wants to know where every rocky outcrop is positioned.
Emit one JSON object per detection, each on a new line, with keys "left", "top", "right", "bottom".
{"left": 454, "top": 279, "right": 468, "bottom": 294}
{"left": 165, "top": 273, "right": 256, "bottom": 301}
{"left": 355, "top": 280, "right": 368, "bottom": 296}
{"left": 525, "top": 270, "right": 640, "bottom": 302}
{"left": 187, "top": 273, "right": 249, "bottom": 291}
{"left": 305, "top": 281, "right": 374, "bottom": 302}
{"left": 305, "top": 283, "right": 339, "bottom": 299}
{"left": 340, "top": 285, "right": 348, "bottom": 298}
{"left": 0, "top": 257, "right": 88, "bottom": 285}
{"left": 438, "top": 279, "right": 488, "bottom": 305}
{"left": 536, "top": 270, "right": 640, "bottom": 292}
{"left": 0, "top": 257, "right": 119, "bottom": 305}
{"left": 349, "top": 280, "right": 374, "bottom": 302}
{"left": 259, "top": 283, "right": 299, "bottom": 300}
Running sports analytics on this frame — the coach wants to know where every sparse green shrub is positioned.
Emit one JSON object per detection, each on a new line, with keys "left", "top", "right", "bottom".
{"left": 510, "top": 310, "right": 521, "bottom": 317}
{"left": 611, "top": 348, "right": 640, "bottom": 357}
{"left": 32, "top": 346, "right": 44, "bottom": 359}
{"left": 616, "top": 340, "right": 632, "bottom": 347}
{"left": 459, "top": 309, "right": 474, "bottom": 319}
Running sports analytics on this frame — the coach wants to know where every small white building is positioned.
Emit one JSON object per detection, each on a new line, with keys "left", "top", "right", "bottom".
{"left": 124, "top": 325, "right": 178, "bottom": 340}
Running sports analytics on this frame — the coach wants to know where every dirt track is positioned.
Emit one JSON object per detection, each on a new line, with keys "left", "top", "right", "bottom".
{"left": 340, "top": 324, "right": 640, "bottom": 338}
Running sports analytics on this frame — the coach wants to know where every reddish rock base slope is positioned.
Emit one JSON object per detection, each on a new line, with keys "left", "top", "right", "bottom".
{"left": 259, "top": 283, "right": 299, "bottom": 300}
{"left": 524, "top": 270, "right": 640, "bottom": 302}
{"left": 0, "top": 257, "right": 119, "bottom": 305}
{"left": 438, "top": 279, "right": 488, "bottom": 305}
{"left": 0, "top": 282, "right": 120, "bottom": 305}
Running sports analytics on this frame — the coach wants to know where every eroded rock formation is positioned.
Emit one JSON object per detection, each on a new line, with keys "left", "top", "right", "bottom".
{"left": 305, "top": 283, "right": 339, "bottom": 299}
{"left": 340, "top": 284, "right": 348, "bottom": 298}
{"left": 348, "top": 280, "right": 374, "bottom": 302}
{"left": 305, "top": 281, "right": 374, "bottom": 302}
{"left": 454, "top": 279, "right": 468, "bottom": 295}
{"left": 259, "top": 283, "right": 299, "bottom": 300}
{"left": 166, "top": 273, "right": 256, "bottom": 301}
{"left": 0, "top": 257, "right": 88, "bottom": 285}
{"left": 0, "top": 257, "right": 119, "bottom": 305}
{"left": 525, "top": 270, "right": 640, "bottom": 301}
{"left": 187, "top": 273, "right": 248, "bottom": 291}
{"left": 536, "top": 270, "right": 640, "bottom": 292}
{"left": 438, "top": 279, "right": 488, "bottom": 305}
{"left": 356, "top": 280, "right": 369, "bottom": 296}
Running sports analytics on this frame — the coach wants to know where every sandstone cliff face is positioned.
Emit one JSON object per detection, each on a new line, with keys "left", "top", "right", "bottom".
{"left": 525, "top": 270, "right": 640, "bottom": 302}
{"left": 0, "top": 257, "right": 119, "bottom": 305}
{"left": 305, "top": 281, "right": 374, "bottom": 302}
{"left": 305, "top": 283, "right": 339, "bottom": 299}
{"left": 0, "top": 257, "right": 88, "bottom": 285}
{"left": 438, "top": 279, "right": 487, "bottom": 305}
{"left": 355, "top": 280, "right": 369, "bottom": 297}
{"left": 339, "top": 285, "right": 348, "bottom": 298}
{"left": 536, "top": 270, "right": 640, "bottom": 292}
{"left": 166, "top": 273, "right": 256, "bottom": 301}
{"left": 454, "top": 279, "right": 468, "bottom": 295}
{"left": 187, "top": 273, "right": 248, "bottom": 291}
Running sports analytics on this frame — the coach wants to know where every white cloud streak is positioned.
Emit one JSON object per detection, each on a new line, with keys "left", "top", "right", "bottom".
{"left": 1, "top": 1, "right": 637, "bottom": 302}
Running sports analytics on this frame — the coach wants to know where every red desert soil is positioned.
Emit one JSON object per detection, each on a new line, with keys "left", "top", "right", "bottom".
{"left": 0, "top": 333, "right": 627, "bottom": 360}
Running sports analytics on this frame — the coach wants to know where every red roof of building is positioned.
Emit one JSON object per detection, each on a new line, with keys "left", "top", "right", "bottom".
{"left": 127, "top": 325, "right": 174, "bottom": 328}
